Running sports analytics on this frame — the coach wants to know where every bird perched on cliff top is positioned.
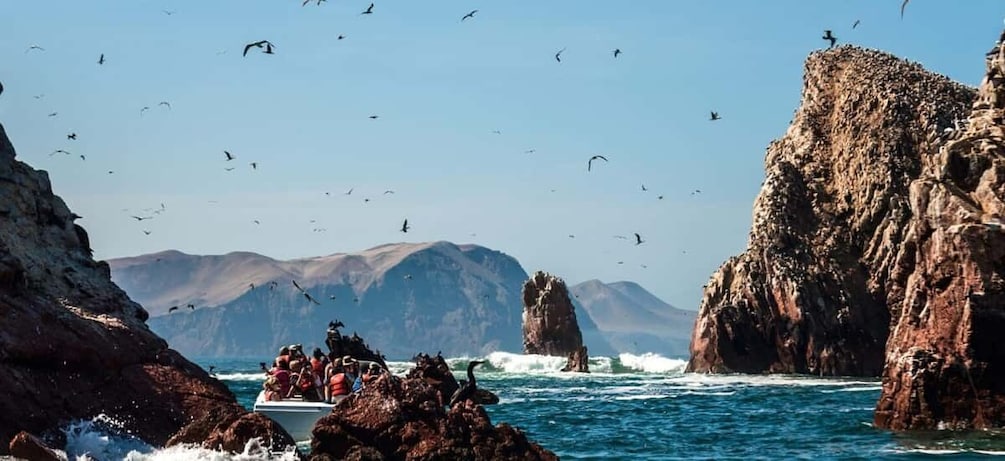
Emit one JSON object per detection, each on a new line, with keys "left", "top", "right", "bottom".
{"left": 401, "top": 218, "right": 410, "bottom": 233}
{"left": 449, "top": 360, "right": 486, "bottom": 407}
{"left": 587, "top": 154, "right": 607, "bottom": 171}
{"left": 634, "top": 233, "right": 644, "bottom": 245}
{"left": 822, "top": 30, "right": 836, "bottom": 48}
{"left": 243, "top": 40, "right": 274, "bottom": 56}
{"left": 900, "top": 0, "right": 910, "bottom": 18}
{"left": 710, "top": 111, "right": 721, "bottom": 121}
{"left": 555, "top": 48, "right": 566, "bottom": 62}
{"left": 461, "top": 9, "right": 477, "bottom": 21}
{"left": 361, "top": 3, "right": 374, "bottom": 15}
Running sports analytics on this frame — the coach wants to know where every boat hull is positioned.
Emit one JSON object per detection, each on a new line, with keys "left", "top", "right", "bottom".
{"left": 252, "top": 390, "right": 337, "bottom": 441}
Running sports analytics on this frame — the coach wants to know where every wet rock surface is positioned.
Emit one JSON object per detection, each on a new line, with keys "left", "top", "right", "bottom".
{"left": 311, "top": 354, "right": 555, "bottom": 461}
{"left": 522, "top": 271, "right": 590, "bottom": 372}
{"left": 0, "top": 122, "right": 293, "bottom": 454}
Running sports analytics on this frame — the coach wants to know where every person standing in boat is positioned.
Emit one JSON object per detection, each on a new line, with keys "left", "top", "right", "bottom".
{"left": 326, "top": 357, "right": 351, "bottom": 403}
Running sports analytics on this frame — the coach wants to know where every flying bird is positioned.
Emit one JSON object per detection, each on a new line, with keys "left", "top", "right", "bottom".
{"left": 224, "top": 150, "right": 235, "bottom": 161}
{"left": 641, "top": 184, "right": 647, "bottom": 191}
{"left": 401, "top": 219, "right": 410, "bottom": 233}
{"left": 158, "top": 101, "right": 171, "bottom": 109}
{"left": 250, "top": 162, "right": 258, "bottom": 170}
{"left": 337, "top": 34, "right": 345, "bottom": 40}
{"left": 587, "top": 154, "right": 608, "bottom": 171}
{"left": 900, "top": 0, "right": 909, "bottom": 19}
{"left": 253, "top": 220, "right": 260, "bottom": 224}
{"left": 304, "top": 292, "right": 321, "bottom": 305}
{"left": 555, "top": 48, "right": 565, "bottom": 62}
{"left": 461, "top": 9, "right": 478, "bottom": 21}
{"left": 368, "top": 115, "right": 379, "bottom": 119}
{"left": 143, "top": 230, "right": 152, "bottom": 235}
{"left": 140, "top": 106, "right": 150, "bottom": 116}
{"left": 345, "top": 188, "right": 353, "bottom": 195}
{"left": 524, "top": 149, "right": 536, "bottom": 154}
{"left": 25, "top": 45, "right": 45, "bottom": 53}
{"left": 361, "top": 3, "right": 374, "bottom": 14}
{"left": 168, "top": 306, "right": 179, "bottom": 313}
{"left": 852, "top": 19, "right": 861, "bottom": 29}
{"left": 224, "top": 167, "right": 235, "bottom": 171}
{"left": 710, "top": 111, "right": 721, "bottom": 121}
{"left": 48, "top": 112, "right": 58, "bottom": 117}
{"left": 292, "top": 279, "right": 306, "bottom": 293}
{"left": 50, "top": 149, "right": 71, "bottom": 156}
{"left": 613, "top": 48, "right": 621, "bottom": 58}
{"left": 383, "top": 190, "right": 395, "bottom": 194}
{"left": 822, "top": 30, "right": 836, "bottom": 48}
{"left": 98, "top": 54, "right": 105, "bottom": 65}
{"left": 243, "top": 40, "right": 274, "bottom": 57}
{"left": 162, "top": 9, "right": 176, "bottom": 15}
{"left": 491, "top": 130, "right": 501, "bottom": 134}
{"left": 67, "top": 133, "right": 77, "bottom": 140}
{"left": 634, "top": 233, "right": 644, "bottom": 245}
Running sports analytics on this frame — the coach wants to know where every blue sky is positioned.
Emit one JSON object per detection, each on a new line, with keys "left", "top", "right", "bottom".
{"left": 1, "top": 1, "right": 1002, "bottom": 309}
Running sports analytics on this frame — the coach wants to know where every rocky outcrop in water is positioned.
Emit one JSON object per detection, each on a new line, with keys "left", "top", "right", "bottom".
{"left": 0, "top": 122, "right": 293, "bottom": 454}
{"left": 522, "top": 271, "right": 589, "bottom": 372}
{"left": 686, "top": 46, "right": 975, "bottom": 376}
{"left": 405, "top": 353, "right": 499, "bottom": 406}
{"left": 310, "top": 355, "right": 555, "bottom": 461}
{"left": 874, "top": 31, "right": 1005, "bottom": 430}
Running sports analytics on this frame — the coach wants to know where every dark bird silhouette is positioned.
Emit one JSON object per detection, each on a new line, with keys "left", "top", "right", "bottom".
{"left": 25, "top": 45, "right": 45, "bottom": 53}
{"left": 345, "top": 188, "right": 353, "bottom": 195}
{"left": 50, "top": 150, "right": 71, "bottom": 157}
{"left": 613, "top": 48, "right": 621, "bottom": 58}
{"left": 303, "top": 0, "right": 325, "bottom": 5}
{"left": 243, "top": 40, "right": 275, "bottom": 57}
{"left": 224, "top": 150, "right": 235, "bottom": 161}
{"left": 253, "top": 219, "right": 260, "bottom": 224}
{"left": 383, "top": 190, "right": 395, "bottom": 194}
{"left": 852, "top": 19, "right": 861, "bottom": 29}
{"left": 48, "top": 112, "right": 58, "bottom": 117}
{"left": 658, "top": 195, "right": 664, "bottom": 200}
{"left": 587, "top": 154, "right": 607, "bottom": 171}
{"left": 98, "top": 54, "right": 105, "bottom": 65}
{"left": 337, "top": 34, "right": 346, "bottom": 40}
{"left": 641, "top": 184, "right": 647, "bottom": 191}
{"left": 140, "top": 106, "right": 150, "bottom": 116}
{"left": 187, "top": 303, "right": 195, "bottom": 310}
{"left": 158, "top": 101, "right": 171, "bottom": 109}
{"left": 822, "top": 30, "right": 836, "bottom": 48}
{"left": 304, "top": 292, "right": 321, "bottom": 305}
{"left": 131, "top": 215, "right": 151, "bottom": 221}
{"left": 401, "top": 219, "right": 410, "bottom": 233}
{"left": 404, "top": 274, "right": 413, "bottom": 280}
{"left": 208, "top": 365, "right": 216, "bottom": 375}
{"left": 67, "top": 133, "right": 77, "bottom": 140}
{"left": 900, "top": 0, "right": 909, "bottom": 18}
{"left": 448, "top": 360, "right": 486, "bottom": 407}
{"left": 249, "top": 283, "right": 256, "bottom": 290}
{"left": 292, "top": 279, "right": 306, "bottom": 293}
{"left": 329, "top": 295, "right": 337, "bottom": 301}
{"left": 491, "top": 130, "right": 501, "bottom": 134}
{"left": 709, "top": 111, "right": 721, "bottom": 121}
{"left": 250, "top": 162, "right": 258, "bottom": 170}
{"left": 0, "top": 81, "right": 3, "bottom": 97}
{"left": 461, "top": 9, "right": 478, "bottom": 21}
{"left": 224, "top": 167, "right": 235, "bottom": 171}
{"left": 168, "top": 306, "right": 179, "bottom": 313}
{"left": 162, "top": 9, "right": 176, "bottom": 15}
{"left": 555, "top": 47, "right": 565, "bottom": 62}
{"left": 368, "top": 115, "right": 379, "bottom": 119}
{"left": 79, "top": 155, "right": 86, "bottom": 161}
{"left": 361, "top": 3, "right": 374, "bottom": 14}
{"left": 524, "top": 149, "right": 536, "bottom": 154}
{"left": 142, "top": 230, "right": 152, "bottom": 235}
{"left": 634, "top": 233, "right": 644, "bottom": 245}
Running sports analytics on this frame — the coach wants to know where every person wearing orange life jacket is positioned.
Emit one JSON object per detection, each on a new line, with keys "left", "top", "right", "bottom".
{"left": 269, "top": 359, "right": 292, "bottom": 398}
{"left": 327, "top": 369, "right": 350, "bottom": 403}
{"left": 310, "top": 347, "right": 328, "bottom": 375}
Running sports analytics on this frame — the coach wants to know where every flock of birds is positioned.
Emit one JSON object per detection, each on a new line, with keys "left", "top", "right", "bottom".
{"left": 3, "top": 0, "right": 921, "bottom": 311}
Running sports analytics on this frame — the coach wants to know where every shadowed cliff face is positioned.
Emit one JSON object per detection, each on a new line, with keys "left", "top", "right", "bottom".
{"left": 874, "top": 31, "right": 1005, "bottom": 430}
{"left": 687, "top": 46, "right": 975, "bottom": 376}
{"left": 0, "top": 123, "right": 293, "bottom": 453}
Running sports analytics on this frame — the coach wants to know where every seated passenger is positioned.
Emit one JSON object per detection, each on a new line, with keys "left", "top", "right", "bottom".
{"left": 362, "top": 362, "right": 383, "bottom": 386}
{"left": 270, "top": 360, "right": 292, "bottom": 398}
{"left": 327, "top": 368, "right": 350, "bottom": 402}
{"left": 295, "top": 366, "right": 322, "bottom": 401}
{"left": 263, "top": 375, "right": 283, "bottom": 401}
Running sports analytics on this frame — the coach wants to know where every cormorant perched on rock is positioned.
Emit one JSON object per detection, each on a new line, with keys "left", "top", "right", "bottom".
{"left": 448, "top": 360, "right": 485, "bottom": 407}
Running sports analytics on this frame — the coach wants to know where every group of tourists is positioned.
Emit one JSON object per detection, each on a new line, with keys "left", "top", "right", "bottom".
{"left": 262, "top": 343, "right": 385, "bottom": 403}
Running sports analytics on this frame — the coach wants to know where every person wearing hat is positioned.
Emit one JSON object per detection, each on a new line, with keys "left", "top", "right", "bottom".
{"left": 341, "top": 356, "right": 365, "bottom": 393}
{"left": 362, "top": 362, "right": 383, "bottom": 386}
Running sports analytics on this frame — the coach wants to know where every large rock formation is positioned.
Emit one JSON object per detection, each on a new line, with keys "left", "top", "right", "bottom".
{"left": 874, "top": 31, "right": 1005, "bottom": 430}
{"left": 111, "top": 242, "right": 530, "bottom": 359}
{"left": 310, "top": 355, "right": 556, "bottom": 461}
{"left": 522, "top": 271, "right": 589, "bottom": 372}
{"left": 687, "top": 46, "right": 975, "bottom": 376}
{"left": 0, "top": 122, "right": 293, "bottom": 454}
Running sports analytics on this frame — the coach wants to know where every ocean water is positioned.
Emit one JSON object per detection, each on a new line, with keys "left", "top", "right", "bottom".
{"left": 55, "top": 352, "right": 1005, "bottom": 460}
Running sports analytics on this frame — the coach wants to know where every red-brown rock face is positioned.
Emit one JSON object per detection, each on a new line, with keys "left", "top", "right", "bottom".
{"left": 874, "top": 32, "right": 1005, "bottom": 430}
{"left": 0, "top": 123, "right": 293, "bottom": 453}
{"left": 687, "top": 46, "right": 975, "bottom": 376}
{"left": 521, "top": 271, "right": 589, "bottom": 372}
{"left": 311, "top": 357, "right": 556, "bottom": 461}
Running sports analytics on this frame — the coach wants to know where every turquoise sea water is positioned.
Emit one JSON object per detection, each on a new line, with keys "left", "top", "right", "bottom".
{"left": 198, "top": 352, "right": 1005, "bottom": 460}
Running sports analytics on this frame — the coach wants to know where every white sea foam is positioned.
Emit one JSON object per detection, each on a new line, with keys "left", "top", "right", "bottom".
{"left": 214, "top": 372, "right": 267, "bottom": 382}
{"left": 483, "top": 351, "right": 569, "bottom": 373}
{"left": 61, "top": 415, "right": 300, "bottom": 460}
{"left": 617, "top": 352, "right": 688, "bottom": 374}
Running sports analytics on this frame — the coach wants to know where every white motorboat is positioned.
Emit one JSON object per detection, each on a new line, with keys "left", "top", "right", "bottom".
{"left": 252, "top": 390, "right": 344, "bottom": 441}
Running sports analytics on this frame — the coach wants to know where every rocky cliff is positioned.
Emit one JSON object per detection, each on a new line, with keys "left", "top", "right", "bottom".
{"left": 874, "top": 31, "right": 1005, "bottom": 430}
{"left": 687, "top": 46, "right": 975, "bottom": 376}
{"left": 0, "top": 123, "right": 292, "bottom": 453}
{"left": 522, "top": 271, "right": 589, "bottom": 372}
{"left": 112, "top": 242, "right": 529, "bottom": 359}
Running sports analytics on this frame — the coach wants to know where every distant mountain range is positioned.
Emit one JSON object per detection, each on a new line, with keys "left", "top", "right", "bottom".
{"left": 108, "top": 241, "right": 695, "bottom": 359}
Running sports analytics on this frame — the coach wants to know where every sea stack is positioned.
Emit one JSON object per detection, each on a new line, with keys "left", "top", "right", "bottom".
{"left": 874, "top": 30, "right": 1005, "bottom": 430}
{"left": 521, "top": 271, "right": 589, "bottom": 372}
{"left": 0, "top": 122, "right": 293, "bottom": 454}
{"left": 687, "top": 46, "right": 974, "bottom": 376}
